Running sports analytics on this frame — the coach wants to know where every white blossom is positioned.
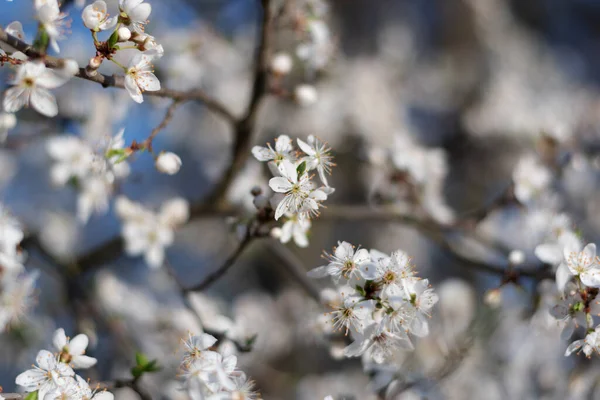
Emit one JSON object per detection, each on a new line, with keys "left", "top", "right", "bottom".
{"left": 269, "top": 160, "right": 327, "bottom": 220}
{"left": 294, "top": 84, "right": 318, "bottom": 106}
{"left": 251, "top": 135, "right": 294, "bottom": 165}
{"left": 565, "top": 326, "right": 600, "bottom": 358}
{"left": 156, "top": 151, "right": 182, "bottom": 175}
{"left": 82, "top": 1, "right": 118, "bottom": 31}
{"left": 3, "top": 61, "right": 74, "bottom": 117}
{"left": 15, "top": 350, "right": 75, "bottom": 399}
{"left": 53, "top": 328, "right": 98, "bottom": 369}
{"left": 34, "top": 0, "right": 68, "bottom": 52}
{"left": 297, "top": 135, "right": 334, "bottom": 186}
{"left": 124, "top": 52, "right": 161, "bottom": 103}
{"left": 513, "top": 155, "right": 552, "bottom": 204}
{"left": 117, "top": 196, "right": 189, "bottom": 268}
{"left": 119, "top": 0, "right": 152, "bottom": 34}
{"left": 307, "top": 241, "right": 375, "bottom": 282}
{"left": 270, "top": 52, "right": 293, "bottom": 75}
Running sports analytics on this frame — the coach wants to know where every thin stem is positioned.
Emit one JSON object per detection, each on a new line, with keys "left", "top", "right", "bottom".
{"left": 143, "top": 100, "right": 181, "bottom": 152}
{"left": 183, "top": 233, "right": 254, "bottom": 293}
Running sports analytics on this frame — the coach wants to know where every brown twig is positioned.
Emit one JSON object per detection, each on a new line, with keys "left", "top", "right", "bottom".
{"left": 182, "top": 232, "right": 255, "bottom": 293}
{"left": 142, "top": 100, "right": 182, "bottom": 151}
{"left": 267, "top": 240, "right": 321, "bottom": 301}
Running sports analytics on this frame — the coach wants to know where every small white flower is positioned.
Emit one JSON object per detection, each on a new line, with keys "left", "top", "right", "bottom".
{"left": 15, "top": 349, "right": 75, "bottom": 399}
{"left": 374, "top": 250, "right": 415, "bottom": 297}
{"left": 270, "top": 52, "right": 293, "bottom": 75}
{"left": 344, "top": 323, "right": 413, "bottom": 363}
{"left": 401, "top": 278, "right": 438, "bottom": 337}
{"left": 82, "top": 1, "right": 118, "bottom": 31}
{"left": 44, "top": 377, "right": 82, "bottom": 400}
{"left": 297, "top": 135, "right": 335, "bottom": 186}
{"left": 53, "top": 328, "right": 98, "bottom": 369}
{"left": 118, "top": 26, "right": 132, "bottom": 42}
{"left": 35, "top": 0, "right": 68, "bottom": 52}
{"left": 513, "top": 155, "right": 552, "bottom": 204}
{"left": 0, "top": 271, "right": 38, "bottom": 331}
{"left": 182, "top": 332, "right": 218, "bottom": 366}
{"left": 5, "top": 21, "right": 25, "bottom": 41}
{"left": 47, "top": 136, "right": 96, "bottom": 185}
{"left": 77, "top": 374, "right": 115, "bottom": 400}
{"left": 307, "top": 241, "right": 375, "bottom": 282}
{"left": 3, "top": 61, "right": 74, "bottom": 117}
{"left": 124, "top": 52, "right": 161, "bottom": 103}
{"left": 565, "top": 325, "right": 600, "bottom": 358}
{"left": 294, "top": 84, "right": 318, "bottom": 106}
{"left": 119, "top": 0, "right": 152, "bottom": 34}
{"left": 156, "top": 151, "right": 182, "bottom": 175}
{"left": 562, "top": 243, "right": 600, "bottom": 288}
{"left": 296, "top": 19, "right": 333, "bottom": 71}
{"left": 327, "top": 295, "right": 375, "bottom": 334}
{"left": 268, "top": 160, "right": 326, "bottom": 220}
{"left": 251, "top": 135, "right": 294, "bottom": 164}
{"left": 279, "top": 213, "right": 311, "bottom": 248}
{"left": 117, "top": 196, "right": 189, "bottom": 268}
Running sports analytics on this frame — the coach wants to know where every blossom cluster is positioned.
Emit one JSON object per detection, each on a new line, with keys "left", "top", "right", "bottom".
{"left": 1, "top": 0, "right": 162, "bottom": 121}
{"left": 268, "top": 0, "right": 333, "bottom": 107}
{"left": 47, "top": 129, "right": 131, "bottom": 223}
{"left": 2, "top": 2, "right": 77, "bottom": 117}
{"left": 308, "top": 241, "right": 438, "bottom": 363}
{"left": 0, "top": 205, "right": 37, "bottom": 332}
{"left": 15, "top": 328, "right": 113, "bottom": 400}
{"left": 544, "top": 241, "right": 600, "bottom": 358}
{"left": 367, "top": 134, "right": 455, "bottom": 224}
{"left": 115, "top": 196, "right": 190, "bottom": 268}
{"left": 179, "top": 332, "right": 259, "bottom": 399}
{"left": 252, "top": 134, "right": 334, "bottom": 247}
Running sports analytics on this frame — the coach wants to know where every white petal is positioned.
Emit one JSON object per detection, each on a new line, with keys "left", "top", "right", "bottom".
{"left": 36, "top": 349, "right": 56, "bottom": 370}
{"left": 52, "top": 328, "right": 67, "bottom": 350}
{"left": 534, "top": 244, "right": 562, "bottom": 265}
{"left": 124, "top": 75, "right": 143, "bottom": 103}
{"left": 583, "top": 243, "right": 597, "bottom": 261}
{"left": 251, "top": 146, "right": 273, "bottom": 161}
{"left": 15, "top": 369, "right": 46, "bottom": 388}
{"left": 269, "top": 177, "right": 292, "bottom": 193}
{"left": 3, "top": 86, "right": 29, "bottom": 112}
{"left": 68, "top": 333, "right": 89, "bottom": 355}
{"left": 565, "top": 339, "right": 584, "bottom": 356}
{"left": 30, "top": 88, "right": 58, "bottom": 117}
{"left": 71, "top": 354, "right": 97, "bottom": 369}
{"left": 307, "top": 266, "right": 329, "bottom": 278}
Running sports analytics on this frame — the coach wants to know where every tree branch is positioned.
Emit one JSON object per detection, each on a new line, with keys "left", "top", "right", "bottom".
{"left": 0, "top": 27, "right": 237, "bottom": 124}
{"left": 202, "top": 0, "right": 274, "bottom": 205}
{"left": 182, "top": 232, "right": 254, "bottom": 293}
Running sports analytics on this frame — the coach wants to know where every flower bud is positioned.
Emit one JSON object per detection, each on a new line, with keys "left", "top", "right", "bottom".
{"left": 484, "top": 288, "right": 502, "bottom": 308}
{"left": 508, "top": 250, "right": 525, "bottom": 266}
{"left": 270, "top": 52, "right": 293, "bottom": 75}
{"left": 155, "top": 152, "right": 182, "bottom": 175}
{"left": 294, "top": 84, "right": 318, "bottom": 107}
{"left": 118, "top": 26, "right": 132, "bottom": 42}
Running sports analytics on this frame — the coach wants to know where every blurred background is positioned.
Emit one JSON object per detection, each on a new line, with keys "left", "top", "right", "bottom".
{"left": 3, "top": 0, "right": 600, "bottom": 398}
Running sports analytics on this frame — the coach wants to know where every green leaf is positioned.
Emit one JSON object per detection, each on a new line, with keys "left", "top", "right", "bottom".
{"left": 24, "top": 391, "right": 38, "bottom": 400}
{"left": 33, "top": 26, "right": 49, "bottom": 53}
{"left": 107, "top": 30, "right": 119, "bottom": 49}
{"left": 245, "top": 334, "right": 258, "bottom": 348}
{"left": 135, "top": 351, "right": 149, "bottom": 366}
{"left": 296, "top": 161, "right": 307, "bottom": 179}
